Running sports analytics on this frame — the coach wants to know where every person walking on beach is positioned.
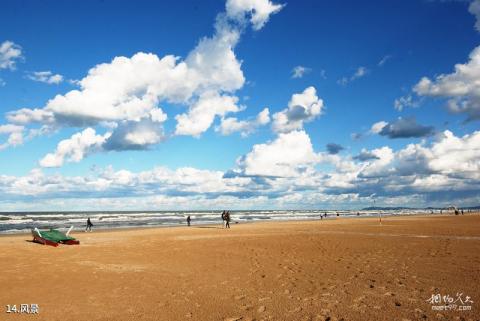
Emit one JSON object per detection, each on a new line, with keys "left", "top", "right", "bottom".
{"left": 85, "top": 217, "right": 93, "bottom": 232}
{"left": 186, "top": 215, "right": 191, "bottom": 226}
{"left": 221, "top": 210, "right": 226, "bottom": 228}
{"left": 225, "top": 211, "right": 231, "bottom": 229}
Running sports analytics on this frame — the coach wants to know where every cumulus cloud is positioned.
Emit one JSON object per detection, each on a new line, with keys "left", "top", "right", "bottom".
{"left": 326, "top": 129, "right": 480, "bottom": 201}
{"left": 0, "top": 41, "right": 23, "bottom": 70}
{"left": 370, "top": 121, "right": 389, "bottom": 134}
{"left": 326, "top": 143, "right": 344, "bottom": 155}
{"left": 272, "top": 86, "right": 324, "bottom": 133}
{"left": 413, "top": 45, "right": 480, "bottom": 121}
{"left": 104, "top": 117, "right": 166, "bottom": 151}
{"left": 394, "top": 94, "right": 420, "bottom": 111}
{"left": 237, "top": 130, "right": 319, "bottom": 177}
{"left": 39, "top": 128, "right": 110, "bottom": 167}
{"left": 469, "top": 0, "right": 480, "bottom": 32}
{"left": 27, "top": 71, "right": 64, "bottom": 84}
{"left": 225, "top": 0, "right": 284, "bottom": 30}
{"left": 337, "top": 66, "right": 368, "bottom": 86}
{"left": 1, "top": 0, "right": 283, "bottom": 160}
{"left": 1, "top": 129, "right": 480, "bottom": 208}
{"left": 400, "top": 130, "right": 480, "bottom": 178}
{"left": 291, "top": 65, "right": 311, "bottom": 78}
{"left": 216, "top": 107, "right": 270, "bottom": 137}
{"left": 175, "top": 92, "right": 241, "bottom": 137}
{"left": 371, "top": 117, "right": 435, "bottom": 139}
{"left": 0, "top": 124, "right": 24, "bottom": 150}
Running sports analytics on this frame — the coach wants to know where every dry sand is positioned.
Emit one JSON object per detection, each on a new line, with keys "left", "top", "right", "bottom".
{"left": 1, "top": 214, "right": 479, "bottom": 321}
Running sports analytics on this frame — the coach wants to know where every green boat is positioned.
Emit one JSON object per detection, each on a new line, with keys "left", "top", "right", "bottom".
{"left": 31, "top": 227, "right": 80, "bottom": 247}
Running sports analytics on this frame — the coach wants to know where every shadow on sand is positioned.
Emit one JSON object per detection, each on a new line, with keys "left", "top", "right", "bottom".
{"left": 194, "top": 226, "right": 224, "bottom": 229}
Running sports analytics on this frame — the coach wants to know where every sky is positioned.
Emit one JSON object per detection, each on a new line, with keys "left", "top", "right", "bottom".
{"left": 0, "top": 0, "right": 479, "bottom": 211}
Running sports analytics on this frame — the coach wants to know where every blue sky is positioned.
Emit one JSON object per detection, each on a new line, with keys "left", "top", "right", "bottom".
{"left": 0, "top": 0, "right": 479, "bottom": 210}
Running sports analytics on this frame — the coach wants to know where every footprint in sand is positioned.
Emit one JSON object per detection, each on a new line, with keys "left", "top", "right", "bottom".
{"left": 289, "top": 307, "right": 302, "bottom": 313}
{"left": 240, "top": 304, "right": 253, "bottom": 311}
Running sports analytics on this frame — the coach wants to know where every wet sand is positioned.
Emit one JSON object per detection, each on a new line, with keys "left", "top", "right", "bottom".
{"left": 1, "top": 214, "right": 479, "bottom": 321}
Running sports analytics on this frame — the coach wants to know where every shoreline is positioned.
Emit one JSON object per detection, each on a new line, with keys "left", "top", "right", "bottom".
{"left": 1, "top": 211, "right": 478, "bottom": 237}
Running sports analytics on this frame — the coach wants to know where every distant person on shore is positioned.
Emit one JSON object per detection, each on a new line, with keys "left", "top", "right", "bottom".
{"left": 221, "top": 210, "right": 226, "bottom": 228}
{"left": 461, "top": 209, "right": 464, "bottom": 215}
{"left": 85, "top": 217, "right": 93, "bottom": 232}
{"left": 225, "top": 211, "right": 231, "bottom": 229}
{"left": 187, "top": 215, "right": 191, "bottom": 226}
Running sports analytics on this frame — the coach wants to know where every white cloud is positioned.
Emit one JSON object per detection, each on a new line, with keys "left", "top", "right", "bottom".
{"left": 469, "top": 0, "right": 480, "bottom": 32}
{"left": 2, "top": 0, "right": 283, "bottom": 153}
{"left": 370, "top": 121, "right": 388, "bottom": 134}
{"left": 413, "top": 45, "right": 480, "bottom": 121}
{"left": 378, "top": 55, "right": 392, "bottom": 67}
{"left": 27, "top": 71, "right": 64, "bottom": 84}
{"left": 225, "top": 0, "right": 284, "bottom": 30}
{"left": 415, "top": 130, "right": 480, "bottom": 177}
{"left": 237, "top": 130, "right": 319, "bottom": 177}
{"left": 291, "top": 65, "right": 311, "bottom": 79}
{"left": 39, "top": 128, "right": 110, "bottom": 167}
{"left": 1, "top": 129, "right": 480, "bottom": 208}
{"left": 0, "top": 41, "right": 23, "bottom": 70}
{"left": 6, "top": 108, "right": 55, "bottom": 125}
{"left": 272, "top": 86, "right": 324, "bottom": 133}
{"left": 216, "top": 107, "right": 270, "bottom": 137}
{"left": 337, "top": 66, "right": 368, "bottom": 86}
{"left": 394, "top": 94, "right": 420, "bottom": 111}
{"left": 104, "top": 114, "right": 166, "bottom": 151}
{"left": 0, "top": 124, "right": 24, "bottom": 150}
{"left": 175, "top": 92, "right": 241, "bottom": 137}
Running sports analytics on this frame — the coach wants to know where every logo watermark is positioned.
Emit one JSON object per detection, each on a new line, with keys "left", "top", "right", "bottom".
{"left": 5, "top": 304, "right": 39, "bottom": 314}
{"left": 426, "top": 293, "right": 473, "bottom": 311}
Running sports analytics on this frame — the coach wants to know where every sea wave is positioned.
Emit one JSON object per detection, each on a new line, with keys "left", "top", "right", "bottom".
{"left": 0, "top": 209, "right": 443, "bottom": 234}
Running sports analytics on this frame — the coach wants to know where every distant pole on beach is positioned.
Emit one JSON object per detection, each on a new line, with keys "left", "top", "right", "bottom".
{"left": 374, "top": 198, "right": 381, "bottom": 225}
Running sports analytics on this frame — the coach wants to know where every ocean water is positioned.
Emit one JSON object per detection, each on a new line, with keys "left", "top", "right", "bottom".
{"left": 0, "top": 209, "right": 441, "bottom": 234}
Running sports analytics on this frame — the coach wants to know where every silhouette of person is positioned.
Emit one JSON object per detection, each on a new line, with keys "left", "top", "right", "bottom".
{"left": 221, "top": 210, "right": 226, "bottom": 228}
{"left": 86, "top": 217, "right": 93, "bottom": 232}
{"left": 225, "top": 211, "right": 231, "bottom": 229}
{"left": 187, "top": 215, "right": 191, "bottom": 226}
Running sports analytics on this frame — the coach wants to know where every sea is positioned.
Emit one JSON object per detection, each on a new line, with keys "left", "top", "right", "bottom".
{"left": 0, "top": 209, "right": 440, "bottom": 234}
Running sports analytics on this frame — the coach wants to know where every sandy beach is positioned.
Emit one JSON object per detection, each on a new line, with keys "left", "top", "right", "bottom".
{"left": 1, "top": 214, "right": 479, "bottom": 321}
